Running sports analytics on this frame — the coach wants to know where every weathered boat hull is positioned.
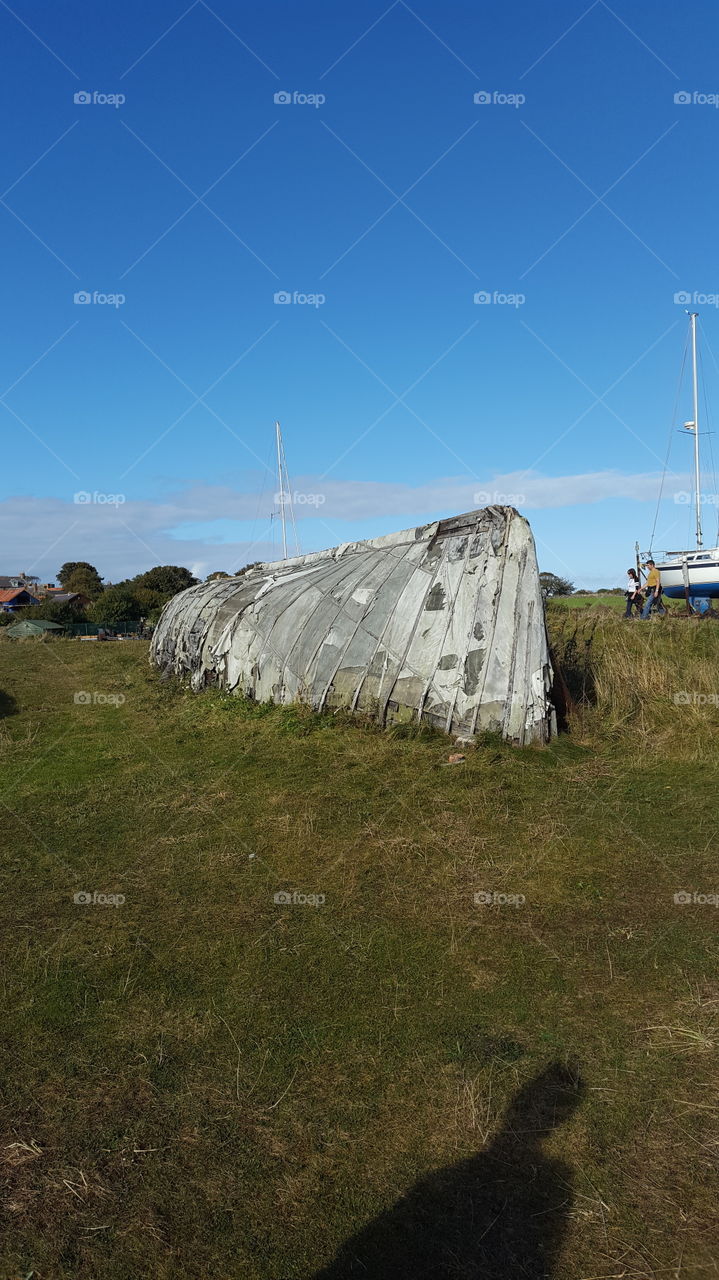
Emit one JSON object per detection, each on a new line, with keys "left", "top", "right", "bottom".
{"left": 151, "top": 506, "right": 555, "bottom": 745}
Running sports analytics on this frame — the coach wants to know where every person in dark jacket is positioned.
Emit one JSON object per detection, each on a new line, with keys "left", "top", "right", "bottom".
{"left": 624, "top": 568, "right": 643, "bottom": 617}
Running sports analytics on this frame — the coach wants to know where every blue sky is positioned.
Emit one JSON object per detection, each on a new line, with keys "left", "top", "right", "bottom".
{"left": 2, "top": 0, "right": 718, "bottom": 585}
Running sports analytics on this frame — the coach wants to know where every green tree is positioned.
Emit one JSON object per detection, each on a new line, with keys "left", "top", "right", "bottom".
{"left": 539, "top": 572, "right": 574, "bottom": 599}
{"left": 129, "top": 586, "right": 167, "bottom": 614}
{"left": 144, "top": 603, "right": 167, "bottom": 626}
{"left": 88, "top": 587, "right": 139, "bottom": 628}
{"left": 19, "top": 597, "right": 88, "bottom": 624}
{"left": 133, "top": 566, "right": 197, "bottom": 594}
{"left": 58, "top": 561, "right": 102, "bottom": 589}
{"left": 63, "top": 566, "right": 104, "bottom": 599}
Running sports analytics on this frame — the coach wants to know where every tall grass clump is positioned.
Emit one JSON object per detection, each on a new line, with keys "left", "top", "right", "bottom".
{"left": 548, "top": 604, "right": 719, "bottom": 758}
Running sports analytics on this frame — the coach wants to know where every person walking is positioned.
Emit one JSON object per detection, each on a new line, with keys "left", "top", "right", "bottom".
{"left": 641, "top": 560, "right": 666, "bottom": 618}
{"left": 624, "top": 568, "right": 643, "bottom": 618}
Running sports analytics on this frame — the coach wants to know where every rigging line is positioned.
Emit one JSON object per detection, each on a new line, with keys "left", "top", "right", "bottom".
{"left": 280, "top": 431, "right": 301, "bottom": 556}
{"left": 286, "top": 461, "right": 301, "bottom": 556}
{"left": 697, "top": 318, "right": 719, "bottom": 540}
{"left": 648, "top": 328, "right": 689, "bottom": 553}
{"left": 247, "top": 440, "right": 275, "bottom": 563}
{"left": 698, "top": 342, "right": 719, "bottom": 544}
{"left": 705, "top": 436, "right": 718, "bottom": 547}
{"left": 697, "top": 314, "right": 719, "bottom": 378}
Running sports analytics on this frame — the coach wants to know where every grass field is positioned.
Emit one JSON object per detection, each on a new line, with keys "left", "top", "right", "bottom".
{"left": 1, "top": 621, "right": 718, "bottom": 1279}
{"left": 550, "top": 592, "right": 687, "bottom": 613}
{"left": 550, "top": 592, "right": 628, "bottom": 611}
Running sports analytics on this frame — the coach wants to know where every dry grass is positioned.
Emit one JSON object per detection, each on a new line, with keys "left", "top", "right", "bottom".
{"left": 0, "top": 636, "right": 717, "bottom": 1278}
{"left": 549, "top": 605, "right": 719, "bottom": 759}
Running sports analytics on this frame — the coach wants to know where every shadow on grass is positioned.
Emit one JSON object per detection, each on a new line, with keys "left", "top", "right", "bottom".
{"left": 547, "top": 611, "right": 598, "bottom": 708}
{"left": 311, "top": 1061, "right": 584, "bottom": 1280}
{"left": 0, "top": 688, "right": 17, "bottom": 717}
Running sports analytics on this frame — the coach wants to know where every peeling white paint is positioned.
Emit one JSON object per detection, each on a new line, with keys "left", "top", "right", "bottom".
{"left": 151, "top": 506, "right": 555, "bottom": 745}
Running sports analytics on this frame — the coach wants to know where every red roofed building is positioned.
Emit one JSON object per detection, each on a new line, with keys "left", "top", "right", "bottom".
{"left": 0, "top": 587, "right": 40, "bottom": 612}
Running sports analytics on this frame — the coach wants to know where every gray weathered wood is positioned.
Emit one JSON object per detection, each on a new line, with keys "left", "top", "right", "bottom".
{"left": 150, "top": 506, "right": 555, "bottom": 745}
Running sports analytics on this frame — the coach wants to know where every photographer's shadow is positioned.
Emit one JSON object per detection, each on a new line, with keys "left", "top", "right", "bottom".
{"left": 312, "top": 1061, "right": 584, "bottom": 1280}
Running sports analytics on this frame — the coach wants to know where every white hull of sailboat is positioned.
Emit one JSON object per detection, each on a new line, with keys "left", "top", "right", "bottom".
{"left": 657, "top": 553, "right": 719, "bottom": 598}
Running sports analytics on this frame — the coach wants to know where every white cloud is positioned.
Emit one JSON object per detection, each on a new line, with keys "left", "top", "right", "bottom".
{"left": 0, "top": 468, "right": 686, "bottom": 582}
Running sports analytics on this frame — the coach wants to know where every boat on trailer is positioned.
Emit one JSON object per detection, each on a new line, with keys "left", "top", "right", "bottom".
{"left": 653, "top": 312, "right": 719, "bottom": 601}
{"left": 654, "top": 547, "right": 719, "bottom": 600}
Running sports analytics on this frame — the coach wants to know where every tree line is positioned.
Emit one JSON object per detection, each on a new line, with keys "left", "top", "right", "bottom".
{"left": 1, "top": 563, "right": 230, "bottom": 629}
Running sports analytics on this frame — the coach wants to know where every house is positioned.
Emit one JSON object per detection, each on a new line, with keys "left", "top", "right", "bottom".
{"left": 0, "top": 587, "right": 40, "bottom": 612}
{"left": 0, "top": 573, "right": 44, "bottom": 591}
{"left": 43, "top": 591, "right": 91, "bottom": 609}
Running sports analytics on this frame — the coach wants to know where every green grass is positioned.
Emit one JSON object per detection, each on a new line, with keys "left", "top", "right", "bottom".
{"left": 0, "top": 631, "right": 717, "bottom": 1278}
{"left": 550, "top": 591, "right": 628, "bottom": 610}
{"left": 551, "top": 591, "right": 690, "bottom": 613}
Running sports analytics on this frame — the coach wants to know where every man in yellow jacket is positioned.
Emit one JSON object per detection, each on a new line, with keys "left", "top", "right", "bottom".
{"left": 641, "top": 560, "right": 666, "bottom": 618}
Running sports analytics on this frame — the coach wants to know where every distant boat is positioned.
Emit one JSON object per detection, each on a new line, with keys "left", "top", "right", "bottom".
{"left": 653, "top": 313, "right": 719, "bottom": 600}
{"left": 151, "top": 505, "right": 555, "bottom": 746}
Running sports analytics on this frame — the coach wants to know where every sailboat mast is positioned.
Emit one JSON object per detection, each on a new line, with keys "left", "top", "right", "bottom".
{"left": 275, "top": 420, "right": 288, "bottom": 560}
{"left": 690, "top": 312, "right": 703, "bottom": 548}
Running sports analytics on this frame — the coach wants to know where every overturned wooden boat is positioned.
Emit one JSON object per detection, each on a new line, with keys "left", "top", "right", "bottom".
{"left": 151, "top": 506, "right": 555, "bottom": 744}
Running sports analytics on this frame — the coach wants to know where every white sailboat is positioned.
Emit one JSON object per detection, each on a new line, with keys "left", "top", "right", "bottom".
{"left": 651, "top": 313, "right": 719, "bottom": 601}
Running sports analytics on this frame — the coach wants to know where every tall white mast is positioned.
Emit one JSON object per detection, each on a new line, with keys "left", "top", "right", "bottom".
{"left": 689, "top": 313, "right": 703, "bottom": 548}
{"left": 275, "top": 420, "right": 288, "bottom": 560}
